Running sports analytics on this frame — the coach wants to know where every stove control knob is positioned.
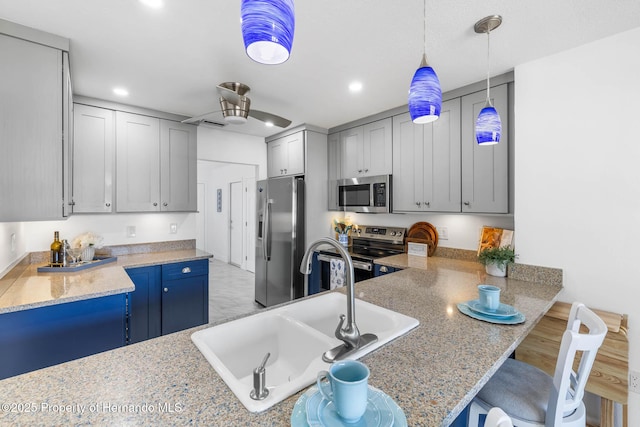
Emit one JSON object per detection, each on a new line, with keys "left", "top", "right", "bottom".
{"left": 390, "top": 231, "right": 396, "bottom": 236}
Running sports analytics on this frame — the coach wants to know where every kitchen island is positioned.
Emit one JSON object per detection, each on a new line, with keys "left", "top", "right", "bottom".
{"left": 0, "top": 257, "right": 562, "bottom": 426}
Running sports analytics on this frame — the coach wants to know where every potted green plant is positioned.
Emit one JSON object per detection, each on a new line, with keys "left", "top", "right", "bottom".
{"left": 477, "top": 246, "right": 516, "bottom": 277}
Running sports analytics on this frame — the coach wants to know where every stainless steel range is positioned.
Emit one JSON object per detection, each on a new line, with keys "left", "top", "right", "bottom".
{"left": 313, "top": 226, "right": 406, "bottom": 292}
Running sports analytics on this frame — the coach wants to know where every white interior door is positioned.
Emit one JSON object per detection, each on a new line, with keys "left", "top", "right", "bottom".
{"left": 229, "top": 181, "right": 243, "bottom": 267}
{"left": 196, "top": 183, "right": 206, "bottom": 251}
{"left": 244, "top": 176, "right": 256, "bottom": 273}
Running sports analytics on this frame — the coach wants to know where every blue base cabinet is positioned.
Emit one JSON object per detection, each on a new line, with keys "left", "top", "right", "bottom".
{"left": 126, "top": 259, "right": 209, "bottom": 344}
{"left": 374, "top": 264, "right": 398, "bottom": 277}
{"left": 0, "top": 294, "right": 126, "bottom": 380}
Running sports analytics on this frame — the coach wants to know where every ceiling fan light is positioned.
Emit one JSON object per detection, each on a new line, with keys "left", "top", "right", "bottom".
{"left": 476, "top": 104, "right": 501, "bottom": 145}
{"left": 224, "top": 115, "right": 249, "bottom": 125}
{"left": 408, "top": 58, "right": 442, "bottom": 124}
{"left": 241, "top": 0, "right": 295, "bottom": 65}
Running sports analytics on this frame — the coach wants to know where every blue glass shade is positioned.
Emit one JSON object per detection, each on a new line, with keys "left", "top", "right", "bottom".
{"left": 475, "top": 105, "right": 502, "bottom": 145}
{"left": 408, "top": 59, "right": 442, "bottom": 124}
{"left": 241, "top": 0, "right": 295, "bottom": 65}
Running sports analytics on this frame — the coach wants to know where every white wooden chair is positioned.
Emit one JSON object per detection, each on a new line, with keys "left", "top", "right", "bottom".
{"left": 468, "top": 302, "right": 607, "bottom": 427}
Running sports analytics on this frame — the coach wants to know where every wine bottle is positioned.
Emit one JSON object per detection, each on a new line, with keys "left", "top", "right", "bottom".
{"left": 50, "top": 231, "right": 62, "bottom": 266}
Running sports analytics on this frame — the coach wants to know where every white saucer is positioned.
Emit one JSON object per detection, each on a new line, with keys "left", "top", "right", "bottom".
{"left": 466, "top": 299, "right": 517, "bottom": 318}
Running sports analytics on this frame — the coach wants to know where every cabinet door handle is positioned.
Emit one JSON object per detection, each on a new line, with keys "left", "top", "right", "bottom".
{"left": 364, "top": 169, "right": 369, "bottom": 173}
{"left": 415, "top": 202, "right": 421, "bottom": 207}
{"left": 280, "top": 169, "right": 284, "bottom": 174}
{"left": 463, "top": 201, "right": 470, "bottom": 207}
{"left": 284, "top": 168, "right": 287, "bottom": 174}
{"left": 163, "top": 202, "right": 168, "bottom": 207}
{"left": 424, "top": 201, "right": 430, "bottom": 207}
{"left": 153, "top": 202, "right": 158, "bottom": 207}
{"left": 105, "top": 203, "right": 111, "bottom": 207}
{"left": 358, "top": 169, "right": 363, "bottom": 173}
{"left": 380, "top": 266, "right": 388, "bottom": 273}
{"left": 163, "top": 287, "right": 169, "bottom": 292}
{"left": 182, "top": 267, "right": 191, "bottom": 274}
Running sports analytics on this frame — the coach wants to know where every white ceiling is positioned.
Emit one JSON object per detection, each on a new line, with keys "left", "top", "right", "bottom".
{"left": 1, "top": 0, "right": 639, "bottom": 137}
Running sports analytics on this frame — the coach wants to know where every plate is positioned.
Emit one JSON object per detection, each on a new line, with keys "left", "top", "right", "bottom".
{"left": 466, "top": 300, "right": 518, "bottom": 318}
{"left": 457, "top": 303, "right": 525, "bottom": 325}
{"left": 291, "top": 385, "right": 407, "bottom": 427}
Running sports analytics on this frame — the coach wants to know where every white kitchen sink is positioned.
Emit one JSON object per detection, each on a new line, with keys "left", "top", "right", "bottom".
{"left": 191, "top": 292, "right": 419, "bottom": 413}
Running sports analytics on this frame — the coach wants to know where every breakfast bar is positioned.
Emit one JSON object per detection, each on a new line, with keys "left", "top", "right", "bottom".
{"left": 0, "top": 257, "right": 562, "bottom": 426}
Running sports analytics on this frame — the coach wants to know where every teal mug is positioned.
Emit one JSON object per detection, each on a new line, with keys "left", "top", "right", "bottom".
{"left": 478, "top": 284, "right": 501, "bottom": 311}
{"left": 317, "top": 360, "right": 370, "bottom": 423}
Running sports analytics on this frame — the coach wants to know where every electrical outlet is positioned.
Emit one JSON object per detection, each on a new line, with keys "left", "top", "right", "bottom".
{"left": 169, "top": 223, "right": 178, "bottom": 234}
{"left": 126, "top": 226, "right": 136, "bottom": 238}
{"left": 10, "top": 233, "right": 16, "bottom": 253}
{"left": 630, "top": 370, "right": 640, "bottom": 394}
{"left": 437, "top": 226, "right": 449, "bottom": 240}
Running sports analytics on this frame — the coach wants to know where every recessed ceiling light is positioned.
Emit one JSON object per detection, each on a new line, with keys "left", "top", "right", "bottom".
{"left": 139, "top": 0, "right": 163, "bottom": 9}
{"left": 113, "top": 87, "right": 129, "bottom": 97}
{"left": 349, "top": 81, "right": 363, "bottom": 93}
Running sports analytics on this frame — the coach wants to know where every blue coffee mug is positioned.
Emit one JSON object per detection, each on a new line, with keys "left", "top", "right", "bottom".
{"left": 316, "top": 360, "right": 370, "bottom": 423}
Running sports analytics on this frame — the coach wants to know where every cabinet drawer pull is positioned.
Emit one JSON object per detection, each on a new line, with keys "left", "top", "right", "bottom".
{"left": 182, "top": 267, "right": 191, "bottom": 274}
{"left": 163, "top": 287, "right": 169, "bottom": 292}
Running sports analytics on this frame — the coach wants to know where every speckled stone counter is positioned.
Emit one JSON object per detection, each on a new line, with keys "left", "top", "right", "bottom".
{"left": 0, "top": 248, "right": 212, "bottom": 314}
{"left": 0, "top": 257, "right": 561, "bottom": 427}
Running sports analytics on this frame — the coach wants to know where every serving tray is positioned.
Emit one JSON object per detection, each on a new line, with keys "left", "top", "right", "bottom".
{"left": 37, "top": 256, "right": 117, "bottom": 273}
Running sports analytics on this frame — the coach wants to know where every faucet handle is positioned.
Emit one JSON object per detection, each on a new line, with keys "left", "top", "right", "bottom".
{"left": 334, "top": 314, "right": 347, "bottom": 341}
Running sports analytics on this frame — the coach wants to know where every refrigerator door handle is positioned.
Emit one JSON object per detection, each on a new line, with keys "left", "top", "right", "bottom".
{"left": 263, "top": 198, "right": 272, "bottom": 261}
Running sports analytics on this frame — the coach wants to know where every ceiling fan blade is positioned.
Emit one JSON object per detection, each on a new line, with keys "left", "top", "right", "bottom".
{"left": 181, "top": 110, "right": 222, "bottom": 124}
{"left": 216, "top": 82, "right": 250, "bottom": 104}
{"left": 248, "top": 109, "right": 292, "bottom": 128}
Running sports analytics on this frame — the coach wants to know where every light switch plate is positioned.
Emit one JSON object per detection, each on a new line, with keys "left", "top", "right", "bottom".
{"left": 127, "top": 226, "right": 136, "bottom": 238}
{"left": 437, "top": 226, "right": 449, "bottom": 240}
{"left": 170, "top": 223, "right": 178, "bottom": 234}
{"left": 630, "top": 370, "right": 640, "bottom": 394}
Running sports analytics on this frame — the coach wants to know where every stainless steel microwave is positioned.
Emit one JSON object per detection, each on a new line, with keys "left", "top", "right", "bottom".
{"left": 337, "top": 174, "right": 392, "bottom": 213}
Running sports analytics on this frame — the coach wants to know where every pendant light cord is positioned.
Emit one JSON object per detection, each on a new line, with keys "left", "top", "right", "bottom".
{"left": 423, "top": 0, "right": 427, "bottom": 56}
{"left": 486, "top": 28, "right": 492, "bottom": 104}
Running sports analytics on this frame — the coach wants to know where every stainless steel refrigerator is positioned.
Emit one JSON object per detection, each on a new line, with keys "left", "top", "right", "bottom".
{"left": 255, "top": 176, "right": 305, "bottom": 307}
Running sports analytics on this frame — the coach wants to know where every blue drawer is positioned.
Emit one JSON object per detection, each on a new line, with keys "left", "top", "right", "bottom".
{"left": 161, "top": 259, "right": 208, "bottom": 281}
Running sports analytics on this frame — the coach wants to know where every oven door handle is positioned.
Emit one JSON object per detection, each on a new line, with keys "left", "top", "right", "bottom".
{"left": 317, "top": 254, "right": 372, "bottom": 272}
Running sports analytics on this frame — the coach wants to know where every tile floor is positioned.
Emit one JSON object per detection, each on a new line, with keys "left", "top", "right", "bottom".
{"left": 208, "top": 259, "right": 264, "bottom": 323}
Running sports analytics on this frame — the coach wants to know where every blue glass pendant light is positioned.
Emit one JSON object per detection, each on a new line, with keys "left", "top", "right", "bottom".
{"left": 408, "top": 0, "right": 442, "bottom": 124}
{"left": 241, "top": 0, "right": 295, "bottom": 65}
{"left": 474, "top": 15, "right": 502, "bottom": 145}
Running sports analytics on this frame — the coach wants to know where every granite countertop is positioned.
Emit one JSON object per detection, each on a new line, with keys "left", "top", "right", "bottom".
{"left": 0, "top": 257, "right": 562, "bottom": 426}
{"left": 375, "top": 253, "right": 430, "bottom": 270}
{"left": 0, "top": 248, "right": 212, "bottom": 314}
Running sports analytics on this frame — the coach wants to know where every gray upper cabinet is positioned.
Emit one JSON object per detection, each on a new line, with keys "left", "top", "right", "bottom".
{"left": 0, "top": 31, "right": 70, "bottom": 221}
{"left": 116, "top": 112, "right": 161, "bottom": 212}
{"left": 327, "top": 132, "right": 341, "bottom": 210}
{"left": 116, "top": 111, "right": 197, "bottom": 213}
{"left": 461, "top": 84, "right": 509, "bottom": 213}
{"left": 340, "top": 118, "right": 392, "bottom": 178}
{"left": 72, "top": 104, "right": 115, "bottom": 213}
{"left": 392, "top": 99, "right": 461, "bottom": 212}
{"left": 160, "top": 120, "right": 197, "bottom": 212}
{"left": 267, "top": 131, "right": 305, "bottom": 177}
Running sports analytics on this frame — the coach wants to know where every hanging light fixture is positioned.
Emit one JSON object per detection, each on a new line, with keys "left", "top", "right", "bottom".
{"left": 474, "top": 15, "right": 502, "bottom": 145}
{"left": 408, "top": 0, "right": 442, "bottom": 124}
{"left": 240, "top": 0, "right": 295, "bottom": 65}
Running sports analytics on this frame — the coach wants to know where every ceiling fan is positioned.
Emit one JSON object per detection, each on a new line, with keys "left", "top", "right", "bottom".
{"left": 182, "top": 82, "right": 292, "bottom": 128}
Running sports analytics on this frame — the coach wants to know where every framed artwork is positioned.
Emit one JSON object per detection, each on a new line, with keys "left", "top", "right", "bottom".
{"left": 478, "top": 226, "right": 514, "bottom": 255}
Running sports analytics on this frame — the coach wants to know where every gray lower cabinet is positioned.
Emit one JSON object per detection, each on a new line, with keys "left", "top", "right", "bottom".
{"left": 72, "top": 104, "right": 115, "bottom": 213}
{"left": 116, "top": 112, "right": 197, "bottom": 212}
{"left": 461, "top": 84, "right": 509, "bottom": 213}
{"left": 392, "top": 99, "right": 462, "bottom": 212}
{"left": 0, "top": 31, "right": 71, "bottom": 221}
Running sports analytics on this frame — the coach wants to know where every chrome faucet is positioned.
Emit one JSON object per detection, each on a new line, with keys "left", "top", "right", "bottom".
{"left": 300, "top": 237, "right": 378, "bottom": 362}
